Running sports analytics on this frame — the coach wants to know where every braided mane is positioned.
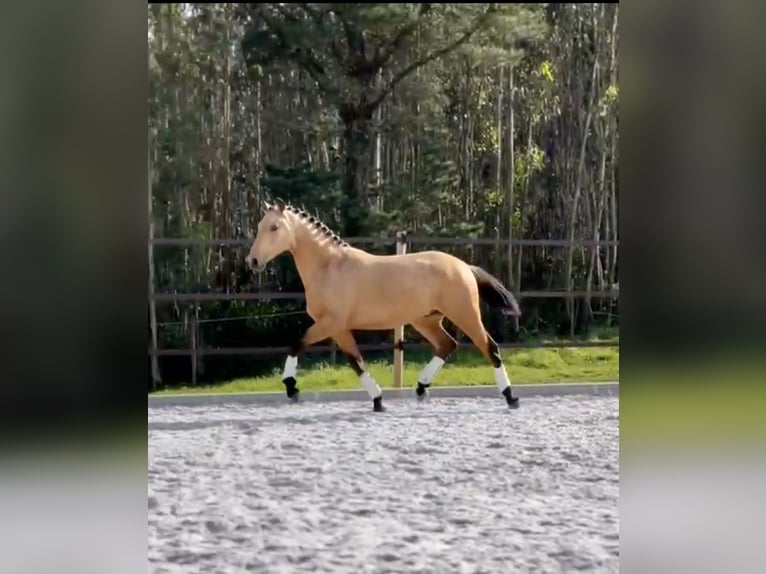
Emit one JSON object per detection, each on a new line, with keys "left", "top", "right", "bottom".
{"left": 284, "top": 204, "right": 348, "bottom": 247}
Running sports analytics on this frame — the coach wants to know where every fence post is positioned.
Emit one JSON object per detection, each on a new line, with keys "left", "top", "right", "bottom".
{"left": 393, "top": 231, "right": 407, "bottom": 388}
{"left": 190, "top": 302, "right": 198, "bottom": 386}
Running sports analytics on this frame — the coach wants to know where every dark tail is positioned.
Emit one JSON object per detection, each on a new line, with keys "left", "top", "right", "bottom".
{"left": 470, "top": 266, "right": 522, "bottom": 319}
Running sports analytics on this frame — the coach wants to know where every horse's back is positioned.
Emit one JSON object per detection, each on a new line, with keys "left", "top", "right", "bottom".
{"left": 369, "top": 249, "right": 468, "bottom": 273}
{"left": 352, "top": 248, "right": 475, "bottom": 295}
{"left": 328, "top": 248, "right": 478, "bottom": 329}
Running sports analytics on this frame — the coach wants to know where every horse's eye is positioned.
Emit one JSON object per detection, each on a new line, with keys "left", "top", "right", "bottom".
{"left": 270, "top": 223, "right": 279, "bottom": 232}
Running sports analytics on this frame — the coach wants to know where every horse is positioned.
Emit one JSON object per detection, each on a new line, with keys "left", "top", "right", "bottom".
{"left": 246, "top": 199, "right": 522, "bottom": 412}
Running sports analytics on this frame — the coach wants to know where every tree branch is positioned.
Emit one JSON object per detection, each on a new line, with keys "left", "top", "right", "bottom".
{"left": 259, "top": 5, "right": 340, "bottom": 100}
{"left": 375, "top": 3, "right": 431, "bottom": 67}
{"left": 328, "top": 7, "right": 375, "bottom": 83}
{"left": 331, "top": 8, "right": 360, "bottom": 58}
{"left": 297, "top": 4, "right": 347, "bottom": 69}
{"left": 368, "top": 5, "right": 496, "bottom": 112}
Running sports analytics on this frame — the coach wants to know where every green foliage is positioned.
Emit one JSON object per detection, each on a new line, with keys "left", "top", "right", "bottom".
{"left": 515, "top": 144, "right": 547, "bottom": 187}
{"left": 540, "top": 60, "right": 555, "bottom": 82}
{"left": 599, "top": 83, "right": 619, "bottom": 116}
{"left": 260, "top": 164, "right": 343, "bottom": 225}
{"left": 511, "top": 206, "right": 523, "bottom": 237}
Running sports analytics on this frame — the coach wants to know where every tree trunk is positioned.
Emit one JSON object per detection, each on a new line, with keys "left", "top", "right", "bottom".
{"left": 607, "top": 129, "right": 618, "bottom": 326}
{"left": 565, "top": 47, "right": 599, "bottom": 336}
{"left": 585, "top": 143, "right": 607, "bottom": 318}
{"left": 516, "top": 115, "right": 533, "bottom": 291}
{"left": 495, "top": 65, "right": 503, "bottom": 285}
{"left": 224, "top": 19, "right": 232, "bottom": 238}
{"left": 339, "top": 102, "right": 373, "bottom": 237}
{"left": 506, "top": 62, "right": 515, "bottom": 289}
{"left": 148, "top": 129, "right": 161, "bottom": 387}
{"left": 374, "top": 81, "right": 383, "bottom": 210}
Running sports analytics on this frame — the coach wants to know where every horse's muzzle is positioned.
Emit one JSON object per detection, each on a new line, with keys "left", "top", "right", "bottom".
{"left": 246, "top": 256, "right": 266, "bottom": 273}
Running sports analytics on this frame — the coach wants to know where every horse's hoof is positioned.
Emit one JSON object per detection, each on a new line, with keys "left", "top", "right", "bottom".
{"left": 502, "top": 387, "right": 520, "bottom": 409}
{"left": 416, "top": 382, "right": 430, "bottom": 401}
{"left": 288, "top": 391, "right": 301, "bottom": 403}
{"left": 373, "top": 396, "right": 386, "bottom": 412}
{"left": 283, "top": 377, "right": 300, "bottom": 401}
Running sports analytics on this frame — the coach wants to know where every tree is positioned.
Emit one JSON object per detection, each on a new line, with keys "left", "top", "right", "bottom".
{"left": 240, "top": 3, "right": 538, "bottom": 236}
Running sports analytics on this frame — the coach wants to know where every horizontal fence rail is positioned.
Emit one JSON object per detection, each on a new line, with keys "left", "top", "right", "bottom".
{"left": 148, "top": 235, "right": 619, "bottom": 384}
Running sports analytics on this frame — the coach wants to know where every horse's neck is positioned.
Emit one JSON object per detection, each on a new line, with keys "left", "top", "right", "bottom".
{"left": 290, "top": 232, "right": 336, "bottom": 286}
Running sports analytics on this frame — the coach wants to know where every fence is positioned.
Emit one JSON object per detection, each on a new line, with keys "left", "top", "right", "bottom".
{"left": 148, "top": 235, "right": 619, "bottom": 386}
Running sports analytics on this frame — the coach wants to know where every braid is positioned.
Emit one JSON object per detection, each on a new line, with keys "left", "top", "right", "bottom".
{"left": 289, "top": 206, "right": 348, "bottom": 247}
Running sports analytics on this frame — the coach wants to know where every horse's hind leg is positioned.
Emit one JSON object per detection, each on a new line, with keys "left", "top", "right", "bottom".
{"left": 333, "top": 330, "right": 385, "bottom": 412}
{"left": 446, "top": 305, "right": 520, "bottom": 409}
{"left": 410, "top": 315, "right": 457, "bottom": 400}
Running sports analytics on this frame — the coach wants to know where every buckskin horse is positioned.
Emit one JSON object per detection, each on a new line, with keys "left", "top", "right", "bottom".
{"left": 246, "top": 200, "right": 522, "bottom": 412}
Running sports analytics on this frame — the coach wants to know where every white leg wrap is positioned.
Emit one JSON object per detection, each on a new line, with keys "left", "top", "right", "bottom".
{"left": 360, "top": 372, "right": 382, "bottom": 399}
{"left": 418, "top": 356, "right": 445, "bottom": 385}
{"left": 493, "top": 365, "right": 511, "bottom": 392}
{"left": 283, "top": 355, "right": 298, "bottom": 379}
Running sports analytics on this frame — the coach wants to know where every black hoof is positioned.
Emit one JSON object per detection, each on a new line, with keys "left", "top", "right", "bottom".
{"left": 283, "top": 377, "right": 300, "bottom": 401}
{"left": 416, "top": 382, "right": 430, "bottom": 401}
{"left": 373, "top": 396, "right": 386, "bottom": 412}
{"left": 502, "top": 387, "right": 520, "bottom": 409}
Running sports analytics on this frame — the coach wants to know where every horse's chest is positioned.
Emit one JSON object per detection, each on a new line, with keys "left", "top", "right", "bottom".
{"left": 304, "top": 290, "right": 325, "bottom": 320}
{"left": 304, "top": 279, "right": 345, "bottom": 319}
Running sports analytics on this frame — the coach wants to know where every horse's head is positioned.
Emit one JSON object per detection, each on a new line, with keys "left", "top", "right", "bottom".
{"left": 246, "top": 199, "right": 296, "bottom": 272}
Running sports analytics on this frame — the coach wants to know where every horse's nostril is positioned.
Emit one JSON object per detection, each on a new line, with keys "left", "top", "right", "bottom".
{"left": 250, "top": 257, "right": 259, "bottom": 268}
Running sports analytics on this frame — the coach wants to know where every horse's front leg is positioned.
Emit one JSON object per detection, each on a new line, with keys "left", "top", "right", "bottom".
{"left": 282, "top": 319, "right": 336, "bottom": 401}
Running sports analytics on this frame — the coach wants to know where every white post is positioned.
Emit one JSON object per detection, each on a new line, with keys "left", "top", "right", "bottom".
{"left": 393, "top": 232, "right": 407, "bottom": 388}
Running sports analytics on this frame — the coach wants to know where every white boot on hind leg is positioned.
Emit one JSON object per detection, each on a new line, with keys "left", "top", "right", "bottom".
{"left": 360, "top": 372, "right": 386, "bottom": 412}
{"left": 494, "top": 364, "right": 520, "bottom": 409}
{"left": 415, "top": 356, "right": 444, "bottom": 401}
{"left": 282, "top": 356, "right": 300, "bottom": 401}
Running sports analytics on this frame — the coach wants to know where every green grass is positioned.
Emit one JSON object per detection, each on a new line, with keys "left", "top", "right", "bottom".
{"left": 155, "top": 340, "right": 619, "bottom": 396}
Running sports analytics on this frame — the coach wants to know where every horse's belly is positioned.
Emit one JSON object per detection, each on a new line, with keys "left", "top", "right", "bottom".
{"left": 349, "top": 318, "right": 405, "bottom": 330}
{"left": 346, "top": 302, "right": 430, "bottom": 330}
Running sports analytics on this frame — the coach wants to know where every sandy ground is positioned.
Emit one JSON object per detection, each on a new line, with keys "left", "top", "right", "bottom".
{"left": 149, "top": 395, "right": 619, "bottom": 573}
